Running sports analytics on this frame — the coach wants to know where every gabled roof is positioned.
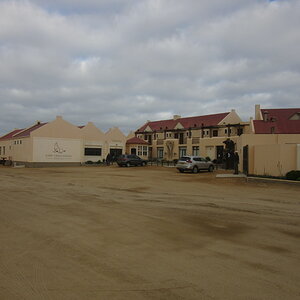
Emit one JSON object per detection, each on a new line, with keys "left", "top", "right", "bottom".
{"left": 13, "top": 122, "right": 48, "bottom": 138}
{"left": 126, "top": 137, "right": 149, "bottom": 145}
{"left": 136, "top": 112, "right": 230, "bottom": 132}
{"left": 253, "top": 108, "right": 300, "bottom": 134}
{"left": 0, "top": 129, "right": 24, "bottom": 141}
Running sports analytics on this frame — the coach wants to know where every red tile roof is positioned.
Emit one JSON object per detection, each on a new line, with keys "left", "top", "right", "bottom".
{"left": 0, "top": 129, "right": 24, "bottom": 141}
{"left": 126, "top": 137, "right": 149, "bottom": 145}
{"left": 136, "top": 112, "right": 230, "bottom": 132}
{"left": 13, "top": 122, "right": 48, "bottom": 138}
{"left": 253, "top": 108, "right": 300, "bottom": 134}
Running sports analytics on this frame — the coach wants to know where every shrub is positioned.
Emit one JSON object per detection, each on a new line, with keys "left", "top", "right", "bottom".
{"left": 286, "top": 170, "right": 300, "bottom": 181}
{"left": 85, "top": 160, "right": 94, "bottom": 164}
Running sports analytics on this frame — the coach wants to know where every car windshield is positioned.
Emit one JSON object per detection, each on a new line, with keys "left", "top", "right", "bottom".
{"left": 179, "top": 156, "right": 191, "bottom": 161}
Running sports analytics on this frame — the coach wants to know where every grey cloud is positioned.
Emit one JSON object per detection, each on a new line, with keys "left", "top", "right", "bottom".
{"left": 0, "top": 0, "right": 299, "bottom": 135}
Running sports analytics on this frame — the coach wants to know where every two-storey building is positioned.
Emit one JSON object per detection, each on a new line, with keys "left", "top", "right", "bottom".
{"left": 135, "top": 110, "right": 250, "bottom": 161}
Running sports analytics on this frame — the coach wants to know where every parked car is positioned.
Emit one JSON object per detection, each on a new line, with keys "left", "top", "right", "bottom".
{"left": 117, "top": 154, "right": 147, "bottom": 167}
{"left": 176, "top": 156, "right": 214, "bottom": 173}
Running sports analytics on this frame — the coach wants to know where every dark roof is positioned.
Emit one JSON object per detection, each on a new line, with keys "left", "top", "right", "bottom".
{"left": 136, "top": 112, "right": 230, "bottom": 132}
{"left": 126, "top": 137, "right": 149, "bottom": 145}
{"left": 13, "top": 122, "right": 48, "bottom": 138}
{"left": 253, "top": 108, "right": 300, "bottom": 134}
{"left": 0, "top": 129, "right": 24, "bottom": 141}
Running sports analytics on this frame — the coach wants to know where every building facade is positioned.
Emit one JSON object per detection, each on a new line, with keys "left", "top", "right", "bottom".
{"left": 237, "top": 105, "right": 300, "bottom": 176}
{"left": 0, "top": 116, "right": 127, "bottom": 166}
{"left": 134, "top": 110, "right": 250, "bottom": 162}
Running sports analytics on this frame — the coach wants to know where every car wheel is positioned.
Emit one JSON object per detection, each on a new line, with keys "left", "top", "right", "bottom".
{"left": 141, "top": 161, "right": 146, "bottom": 166}
{"left": 179, "top": 169, "right": 184, "bottom": 173}
{"left": 208, "top": 165, "right": 214, "bottom": 172}
{"left": 192, "top": 166, "right": 198, "bottom": 174}
{"left": 126, "top": 162, "right": 130, "bottom": 167}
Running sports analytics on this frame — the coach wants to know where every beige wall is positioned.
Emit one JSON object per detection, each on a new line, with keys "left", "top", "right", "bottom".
{"left": 253, "top": 144, "right": 298, "bottom": 177}
{"left": 237, "top": 134, "right": 300, "bottom": 175}
{"left": 80, "top": 122, "right": 105, "bottom": 162}
{"left": 105, "top": 127, "right": 127, "bottom": 157}
{"left": 126, "top": 144, "right": 149, "bottom": 159}
{"left": 32, "top": 137, "right": 82, "bottom": 163}
{"left": 32, "top": 116, "right": 81, "bottom": 139}
{"left": 0, "top": 137, "right": 33, "bottom": 162}
{"left": 218, "top": 109, "right": 242, "bottom": 125}
{"left": 1, "top": 117, "right": 127, "bottom": 164}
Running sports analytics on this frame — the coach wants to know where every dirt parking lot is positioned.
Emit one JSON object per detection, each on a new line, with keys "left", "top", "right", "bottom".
{"left": 0, "top": 165, "right": 299, "bottom": 299}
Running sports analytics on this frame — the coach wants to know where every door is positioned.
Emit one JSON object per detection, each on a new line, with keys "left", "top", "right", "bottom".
{"left": 131, "top": 148, "right": 136, "bottom": 155}
{"left": 110, "top": 148, "right": 122, "bottom": 161}
{"left": 243, "top": 145, "right": 248, "bottom": 175}
{"left": 216, "top": 146, "right": 224, "bottom": 163}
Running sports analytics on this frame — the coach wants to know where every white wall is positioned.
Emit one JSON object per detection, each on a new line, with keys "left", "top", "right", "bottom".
{"left": 33, "top": 137, "right": 82, "bottom": 162}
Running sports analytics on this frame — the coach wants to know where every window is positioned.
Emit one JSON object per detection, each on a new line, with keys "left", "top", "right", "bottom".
{"left": 0, "top": 147, "right": 1, "bottom": 155}
{"left": 138, "top": 146, "right": 143, "bottom": 156}
{"left": 143, "top": 146, "right": 148, "bottom": 156}
{"left": 3, "top": 146, "right": 5, "bottom": 155}
{"left": 20, "top": 140, "right": 22, "bottom": 144}
{"left": 212, "top": 130, "right": 218, "bottom": 137}
{"left": 237, "top": 128, "right": 243, "bottom": 136}
{"left": 157, "top": 147, "right": 164, "bottom": 159}
{"left": 179, "top": 147, "right": 187, "bottom": 157}
{"left": 84, "top": 148, "right": 102, "bottom": 156}
{"left": 192, "top": 146, "right": 199, "bottom": 156}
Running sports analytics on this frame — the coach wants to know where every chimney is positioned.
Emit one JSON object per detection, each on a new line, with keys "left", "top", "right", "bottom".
{"left": 263, "top": 111, "right": 269, "bottom": 122}
{"left": 255, "top": 104, "right": 262, "bottom": 120}
{"left": 173, "top": 115, "right": 181, "bottom": 120}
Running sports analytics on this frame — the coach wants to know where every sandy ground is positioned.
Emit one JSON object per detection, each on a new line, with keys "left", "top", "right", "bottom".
{"left": 0, "top": 165, "right": 299, "bottom": 300}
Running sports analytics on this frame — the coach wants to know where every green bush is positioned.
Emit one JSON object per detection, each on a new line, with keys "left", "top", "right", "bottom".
{"left": 286, "top": 170, "right": 300, "bottom": 181}
{"left": 85, "top": 160, "right": 94, "bottom": 164}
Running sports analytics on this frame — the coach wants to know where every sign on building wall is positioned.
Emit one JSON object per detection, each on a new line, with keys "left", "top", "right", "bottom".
{"left": 33, "top": 137, "right": 81, "bottom": 162}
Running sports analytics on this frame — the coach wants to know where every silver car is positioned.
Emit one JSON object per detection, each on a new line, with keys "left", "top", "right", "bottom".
{"left": 176, "top": 156, "right": 214, "bottom": 173}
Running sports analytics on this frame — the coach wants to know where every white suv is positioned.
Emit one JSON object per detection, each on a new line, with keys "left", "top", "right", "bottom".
{"left": 176, "top": 156, "right": 214, "bottom": 173}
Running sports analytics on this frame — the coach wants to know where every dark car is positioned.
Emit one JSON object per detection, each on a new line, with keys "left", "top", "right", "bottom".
{"left": 117, "top": 154, "right": 147, "bottom": 167}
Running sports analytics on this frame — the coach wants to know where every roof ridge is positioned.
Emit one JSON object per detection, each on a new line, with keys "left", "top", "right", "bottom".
{"left": 145, "top": 112, "right": 230, "bottom": 124}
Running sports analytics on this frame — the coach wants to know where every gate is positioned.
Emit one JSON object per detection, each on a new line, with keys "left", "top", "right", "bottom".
{"left": 243, "top": 145, "right": 249, "bottom": 175}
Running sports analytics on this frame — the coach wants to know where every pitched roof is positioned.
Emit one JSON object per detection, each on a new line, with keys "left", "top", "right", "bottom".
{"left": 126, "top": 137, "right": 149, "bottom": 145}
{"left": 253, "top": 108, "right": 300, "bottom": 134}
{"left": 0, "top": 129, "right": 24, "bottom": 141}
{"left": 13, "top": 122, "right": 48, "bottom": 138}
{"left": 136, "top": 112, "right": 230, "bottom": 132}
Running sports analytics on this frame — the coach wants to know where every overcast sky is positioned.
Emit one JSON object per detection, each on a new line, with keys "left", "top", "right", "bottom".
{"left": 0, "top": 0, "right": 299, "bottom": 135}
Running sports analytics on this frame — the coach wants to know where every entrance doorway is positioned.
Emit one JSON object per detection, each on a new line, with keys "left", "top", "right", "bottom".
{"left": 131, "top": 148, "right": 136, "bottom": 155}
{"left": 216, "top": 146, "right": 224, "bottom": 163}
{"left": 110, "top": 148, "right": 122, "bottom": 161}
